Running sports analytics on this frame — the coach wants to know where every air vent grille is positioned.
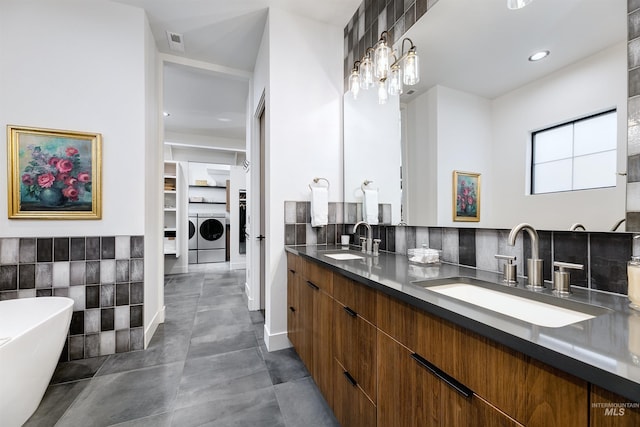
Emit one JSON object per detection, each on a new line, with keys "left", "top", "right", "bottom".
{"left": 166, "top": 31, "right": 185, "bottom": 52}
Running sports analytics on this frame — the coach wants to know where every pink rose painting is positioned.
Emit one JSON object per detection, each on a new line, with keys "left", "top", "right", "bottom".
{"left": 17, "top": 134, "right": 94, "bottom": 211}
{"left": 454, "top": 171, "right": 480, "bottom": 222}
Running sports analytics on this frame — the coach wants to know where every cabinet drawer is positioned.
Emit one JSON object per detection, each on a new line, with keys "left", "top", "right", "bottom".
{"left": 286, "top": 252, "right": 299, "bottom": 274}
{"left": 333, "top": 274, "right": 377, "bottom": 324}
{"left": 333, "top": 359, "right": 377, "bottom": 427}
{"left": 334, "top": 300, "right": 377, "bottom": 402}
{"left": 301, "top": 258, "right": 333, "bottom": 295}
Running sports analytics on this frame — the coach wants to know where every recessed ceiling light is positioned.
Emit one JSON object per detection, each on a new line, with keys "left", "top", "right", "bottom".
{"left": 163, "top": 111, "right": 171, "bottom": 117}
{"left": 507, "top": 0, "right": 533, "bottom": 10}
{"left": 217, "top": 117, "right": 231, "bottom": 122}
{"left": 528, "top": 50, "right": 550, "bottom": 62}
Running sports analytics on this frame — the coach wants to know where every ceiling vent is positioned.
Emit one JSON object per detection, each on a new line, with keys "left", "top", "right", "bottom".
{"left": 166, "top": 31, "right": 185, "bottom": 52}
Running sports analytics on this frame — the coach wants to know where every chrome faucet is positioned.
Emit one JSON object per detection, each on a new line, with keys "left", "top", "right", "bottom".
{"left": 353, "top": 221, "right": 372, "bottom": 254}
{"left": 569, "top": 223, "right": 585, "bottom": 231}
{"left": 508, "top": 223, "right": 544, "bottom": 289}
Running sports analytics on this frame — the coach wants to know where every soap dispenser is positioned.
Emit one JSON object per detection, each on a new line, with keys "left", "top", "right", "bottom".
{"left": 629, "top": 255, "right": 640, "bottom": 311}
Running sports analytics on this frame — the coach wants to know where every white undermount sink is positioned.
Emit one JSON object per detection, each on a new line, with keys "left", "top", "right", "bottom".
{"left": 323, "top": 253, "right": 365, "bottom": 261}
{"left": 417, "top": 278, "right": 611, "bottom": 328}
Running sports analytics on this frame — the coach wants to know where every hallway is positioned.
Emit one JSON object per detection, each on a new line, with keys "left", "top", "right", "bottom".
{"left": 26, "top": 266, "right": 339, "bottom": 426}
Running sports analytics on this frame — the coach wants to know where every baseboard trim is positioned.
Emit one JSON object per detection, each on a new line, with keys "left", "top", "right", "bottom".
{"left": 246, "top": 282, "right": 260, "bottom": 311}
{"left": 263, "top": 324, "right": 292, "bottom": 351}
{"left": 144, "top": 305, "right": 165, "bottom": 348}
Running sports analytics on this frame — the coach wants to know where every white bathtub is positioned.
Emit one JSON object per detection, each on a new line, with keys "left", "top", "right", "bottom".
{"left": 0, "top": 297, "right": 74, "bottom": 427}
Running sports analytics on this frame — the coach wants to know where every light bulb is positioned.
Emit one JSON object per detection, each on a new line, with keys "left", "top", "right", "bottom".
{"left": 348, "top": 69, "right": 360, "bottom": 99}
{"left": 360, "top": 56, "right": 374, "bottom": 89}
{"left": 507, "top": 0, "right": 533, "bottom": 10}
{"left": 403, "top": 50, "right": 420, "bottom": 86}
{"left": 378, "top": 80, "right": 388, "bottom": 104}
{"left": 373, "top": 40, "right": 391, "bottom": 80}
{"left": 388, "top": 65, "right": 403, "bottom": 96}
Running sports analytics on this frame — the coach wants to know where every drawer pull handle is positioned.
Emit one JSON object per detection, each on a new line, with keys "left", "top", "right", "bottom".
{"left": 410, "top": 353, "right": 473, "bottom": 398}
{"left": 343, "top": 306, "right": 358, "bottom": 317}
{"left": 343, "top": 371, "right": 357, "bottom": 387}
{"left": 289, "top": 306, "right": 296, "bottom": 313}
{"left": 306, "top": 281, "right": 320, "bottom": 291}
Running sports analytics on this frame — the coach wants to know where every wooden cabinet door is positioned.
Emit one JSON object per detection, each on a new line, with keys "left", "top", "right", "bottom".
{"left": 286, "top": 261, "right": 299, "bottom": 349}
{"left": 377, "top": 331, "right": 441, "bottom": 427}
{"left": 334, "top": 300, "right": 377, "bottom": 402}
{"left": 333, "top": 359, "right": 377, "bottom": 427}
{"left": 297, "top": 277, "right": 314, "bottom": 372}
{"left": 312, "top": 288, "right": 334, "bottom": 407}
{"left": 590, "top": 385, "right": 640, "bottom": 426}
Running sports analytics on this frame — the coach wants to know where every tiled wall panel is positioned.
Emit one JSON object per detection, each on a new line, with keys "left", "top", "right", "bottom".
{"left": 0, "top": 235, "right": 144, "bottom": 361}
{"left": 286, "top": 201, "right": 637, "bottom": 296}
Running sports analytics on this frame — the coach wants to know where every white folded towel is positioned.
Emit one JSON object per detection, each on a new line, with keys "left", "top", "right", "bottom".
{"left": 310, "top": 186, "right": 328, "bottom": 227}
{"left": 363, "top": 188, "right": 379, "bottom": 225}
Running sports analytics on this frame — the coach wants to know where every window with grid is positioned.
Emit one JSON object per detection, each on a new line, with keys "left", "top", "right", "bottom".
{"left": 531, "top": 110, "right": 617, "bottom": 194}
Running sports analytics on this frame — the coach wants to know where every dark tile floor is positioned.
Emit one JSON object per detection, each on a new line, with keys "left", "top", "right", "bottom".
{"left": 25, "top": 265, "right": 339, "bottom": 427}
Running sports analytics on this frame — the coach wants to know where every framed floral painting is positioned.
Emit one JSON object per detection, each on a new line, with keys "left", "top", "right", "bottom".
{"left": 453, "top": 170, "right": 480, "bottom": 222}
{"left": 7, "top": 125, "right": 102, "bottom": 219}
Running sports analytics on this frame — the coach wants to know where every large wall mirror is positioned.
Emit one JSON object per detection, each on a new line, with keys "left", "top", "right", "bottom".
{"left": 343, "top": 0, "right": 628, "bottom": 231}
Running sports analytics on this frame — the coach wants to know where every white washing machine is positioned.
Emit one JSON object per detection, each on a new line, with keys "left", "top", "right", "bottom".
{"left": 188, "top": 215, "right": 198, "bottom": 264}
{"left": 197, "top": 214, "right": 226, "bottom": 263}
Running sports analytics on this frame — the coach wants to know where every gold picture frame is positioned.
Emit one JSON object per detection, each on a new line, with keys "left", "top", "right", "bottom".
{"left": 7, "top": 125, "right": 102, "bottom": 219}
{"left": 453, "top": 170, "right": 480, "bottom": 222}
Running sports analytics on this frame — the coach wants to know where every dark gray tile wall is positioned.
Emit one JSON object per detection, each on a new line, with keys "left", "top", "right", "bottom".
{"left": 285, "top": 200, "right": 637, "bottom": 296}
{"left": 343, "top": 0, "right": 439, "bottom": 86}
{"left": 0, "top": 235, "right": 145, "bottom": 361}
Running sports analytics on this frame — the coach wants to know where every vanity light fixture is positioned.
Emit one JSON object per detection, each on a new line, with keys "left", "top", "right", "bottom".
{"left": 528, "top": 50, "right": 550, "bottom": 61}
{"left": 507, "top": 0, "right": 533, "bottom": 10}
{"left": 348, "top": 31, "right": 420, "bottom": 103}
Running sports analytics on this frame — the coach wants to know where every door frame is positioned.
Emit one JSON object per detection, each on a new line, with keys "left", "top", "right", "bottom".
{"left": 247, "top": 90, "right": 265, "bottom": 311}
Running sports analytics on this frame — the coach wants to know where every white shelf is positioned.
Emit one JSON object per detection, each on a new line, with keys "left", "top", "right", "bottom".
{"left": 164, "top": 249, "right": 177, "bottom": 255}
{"left": 164, "top": 190, "right": 176, "bottom": 194}
{"left": 164, "top": 208, "right": 177, "bottom": 212}
{"left": 164, "top": 227, "right": 176, "bottom": 232}
{"left": 164, "top": 174, "right": 177, "bottom": 179}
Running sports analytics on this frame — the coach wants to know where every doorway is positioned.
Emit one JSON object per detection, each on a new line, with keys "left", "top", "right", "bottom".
{"left": 259, "top": 103, "right": 266, "bottom": 311}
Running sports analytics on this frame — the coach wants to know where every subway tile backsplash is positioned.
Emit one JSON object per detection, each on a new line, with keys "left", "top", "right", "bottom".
{"left": 285, "top": 200, "right": 637, "bottom": 296}
{"left": 0, "top": 235, "right": 144, "bottom": 361}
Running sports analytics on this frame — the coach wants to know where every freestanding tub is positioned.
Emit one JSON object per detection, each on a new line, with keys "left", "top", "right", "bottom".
{"left": 0, "top": 297, "right": 74, "bottom": 427}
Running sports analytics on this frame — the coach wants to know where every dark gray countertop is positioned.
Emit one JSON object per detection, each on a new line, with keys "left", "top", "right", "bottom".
{"left": 285, "top": 244, "right": 640, "bottom": 402}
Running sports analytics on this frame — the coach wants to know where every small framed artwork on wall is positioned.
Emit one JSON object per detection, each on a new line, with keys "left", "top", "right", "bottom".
{"left": 453, "top": 170, "right": 480, "bottom": 222}
{"left": 7, "top": 125, "right": 102, "bottom": 219}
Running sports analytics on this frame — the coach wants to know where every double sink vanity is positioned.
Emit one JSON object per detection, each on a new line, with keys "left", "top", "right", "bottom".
{"left": 285, "top": 243, "right": 640, "bottom": 426}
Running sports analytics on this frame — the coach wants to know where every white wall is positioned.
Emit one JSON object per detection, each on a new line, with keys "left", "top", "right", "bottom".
{"left": 143, "top": 14, "right": 163, "bottom": 345}
{"left": 404, "top": 85, "right": 492, "bottom": 227}
{"left": 248, "top": 8, "right": 343, "bottom": 351}
{"left": 491, "top": 42, "right": 627, "bottom": 231}
{"left": 403, "top": 42, "right": 626, "bottom": 231}
{"left": 436, "top": 86, "right": 493, "bottom": 227}
{"left": 344, "top": 89, "right": 402, "bottom": 224}
{"left": 0, "top": 0, "right": 147, "bottom": 237}
{"left": 0, "top": 0, "right": 163, "bottom": 346}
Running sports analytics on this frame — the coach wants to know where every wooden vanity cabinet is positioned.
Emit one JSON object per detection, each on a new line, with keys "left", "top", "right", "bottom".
{"left": 286, "top": 253, "right": 300, "bottom": 349}
{"left": 287, "top": 254, "right": 627, "bottom": 427}
{"left": 377, "top": 331, "right": 522, "bottom": 427}
{"left": 290, "top": 257, "right": 334, "bottom": 407}
{"left": 333, "top": 275, "right": 377, "bottom": 402}
{"left": 377, "top": 290, "right": 588, "bottom": 427}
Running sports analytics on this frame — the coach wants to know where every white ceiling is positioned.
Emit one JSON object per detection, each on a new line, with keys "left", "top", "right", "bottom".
{"left": 400, "top": 0, "right": 626, "bottom": 100}
{"left": 111, "top": 0, "right": 362, "bottom": 143}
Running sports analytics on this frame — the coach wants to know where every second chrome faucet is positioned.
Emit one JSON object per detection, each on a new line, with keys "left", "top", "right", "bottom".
{"left": 508, "top": 223, "right": 544, "bottom": 289}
